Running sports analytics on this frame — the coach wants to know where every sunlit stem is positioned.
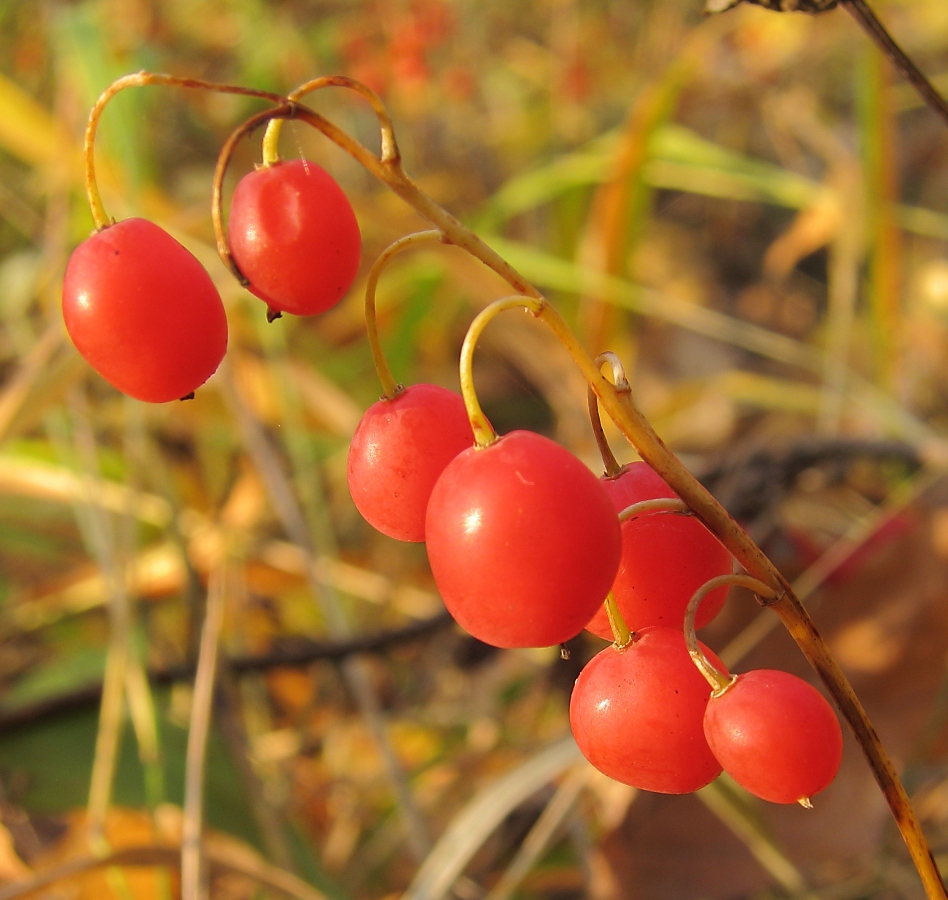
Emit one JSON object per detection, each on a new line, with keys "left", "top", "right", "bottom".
{"left": 684, "top": 574, "right": 779, "bottom": 696}
{"left": 459, "top": 296, "right": 545, "bottom": 447}
{"left": 85, "top": 72, "right": 287, "bottom": 231}
{"left": 588, "top": 351, "right": 631, "bottom": 477}
{"left": 260, "top": 75, "right": 400, "bottom": 166}
{"left": 214, "top": 103, "right": 541, "bottom": 299}
{"left": 618, "top": 497, "right": 689, "bottom": 522}
{"left": 604, "top": 591, "right": 631, "bottom": 649}
{"left": 365, "top": 230, "right": 445, "bottom": 399}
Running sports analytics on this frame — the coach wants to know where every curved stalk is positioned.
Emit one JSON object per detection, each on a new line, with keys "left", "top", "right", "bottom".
{"left": 457, "top": 296, "right": 545, "bottom": 447}
{"left": 364, "top": 230, "right": 445, "bottom": 399}
{"left": 683, "top": 574, "right": 779, "bottom": 696}
{"left": 588, "top": 351, "right": 631, "bottom": 477}
{"left": 85, "top": 72, "right": 287, "bottom": 230}
{"left": 261, "top": 75, "right": 399, "bottom": 166}
{"left": 212, "top": 103, "right": 541, "bottom": 299}
{"left": 618, "top": 497, "right": 689, "bottom": 523}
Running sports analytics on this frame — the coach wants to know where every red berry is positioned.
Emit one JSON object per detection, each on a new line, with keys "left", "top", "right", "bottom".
{"left": 228, "top": 159, "right": 361, "bottom": 317}
{"left": 347, "top": 384, "right": 474, "bottom": 542}
{"left": 570, "top": 626, "right": 726, "bottom": 793}
{"left": 61, "top": 218, "right": 227, "bottom": 403}
{"left": 703, "top": 669, "right": 843, "bottom": 804}
{"left": 586, "top": 462, "right": 731, "bottom": 637}
{"left": 425, "top": 430, "right": 621, "bottom": 648}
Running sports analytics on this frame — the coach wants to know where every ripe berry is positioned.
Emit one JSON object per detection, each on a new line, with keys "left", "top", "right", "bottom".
{"left": 585, "top": 462, "right": 732, "bottom": 637}
{"left": 570, "top": 626, "right": 727, "bottom": 793}
{"left": 228, "top": 159, "right": 361, "bottom": 317}
{"left": 703, "top": 669, "right": 843, "bottom": 804}
{"left": 62, "top": 217, "right": 228, "bottom": 403}
{"left": 347, "top": 383, "right": 474, "bottom": 542}
{"left": 425, "top": 430, "right": 621, "bottom": 648}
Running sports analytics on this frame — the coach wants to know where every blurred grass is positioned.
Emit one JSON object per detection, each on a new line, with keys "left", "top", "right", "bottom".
{"left": 0, "top": 1, "right": 946, "bottom": 898}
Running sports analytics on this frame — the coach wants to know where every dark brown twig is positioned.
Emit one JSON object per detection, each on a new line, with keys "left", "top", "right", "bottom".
{"left": 0, "top": 613, "right": 452, "bottom": 732}
{"left": 841, "top": 0, "right": 948, "bottom": 129}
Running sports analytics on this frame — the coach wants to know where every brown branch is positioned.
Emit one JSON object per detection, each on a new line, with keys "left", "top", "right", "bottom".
{"left": 0, "top": 613, "right": 452, "bottom": 732}
{"left": 841, "top": 0, "right": 948, "bottom": 129}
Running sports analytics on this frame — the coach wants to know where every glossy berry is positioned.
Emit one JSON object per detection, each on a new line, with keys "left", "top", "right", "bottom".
{"left": 570, "top": 626, "right": 727, "bottom": 793}
{"left": 347, "top": 383, "right": 474, "bottom": 542}
{"left": 62, "top": 218, "right": 228, "bottom": 403}
{"left": 586, "top": 462, "right": 732, "bottom": 638}
{"left": 703, "top": 669, "right": 843, "bottom": 804}
{"left": 228, "top": 159, "right": 361, "bottom": 317}
{"left": 425, "top": 430, "right": 621, "bottom": 648}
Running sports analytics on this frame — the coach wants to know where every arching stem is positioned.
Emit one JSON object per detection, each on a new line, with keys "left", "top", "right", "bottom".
{"left": 213, "top": 103, "right": 540, "bottom": 300}
{"left": 458, "top": 296, "right": 545, "bottom": 447}
{"left": 84, "top": 71, "right": 287, "bottom": 231}
{"left": 684, "top": 574, "right": 779, "bottom": 695}
{"left": 618, "top": 497, "right": 689, "bottom": 523}
{"left": 260, "top": 75, "right": 400, "bottom": 166}
{"left": 364, "top": 231, "right": 446, "bottom": 399}
{"left": 588, "top": 351, "right": 631, "bottom": 477}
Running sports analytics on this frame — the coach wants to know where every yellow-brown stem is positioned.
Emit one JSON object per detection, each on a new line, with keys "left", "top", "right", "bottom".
{"left": 364, "top": 231, "right": 445, "bottom": 399}
{"left": 458, "top": 296, "right": 545, "bottom": 446}
{"left": 261, "top": 75, "right": 399, "bottom": 166}
{"left": 85, "top": 71, "right": 287, "bottom": 230}
{"left": 683, "top": 574, "right": 778, "bottom": 695}
{"left": 588, "top": 351, "right": 630, "bottom": 477}
{"left": 617, "top": 497, "right": 689, "bottom": 523}
{"left": 604, "top": 591, "right": 632, "bottom": 649}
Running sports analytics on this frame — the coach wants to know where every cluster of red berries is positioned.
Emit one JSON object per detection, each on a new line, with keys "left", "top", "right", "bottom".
{"left": 61, "top": 76, "right": 843, "bottom": 811}
{"left": 61, "top": 157, "right": 361, "bottom": 402}
{"left": 346, "top": 388, "right": 844, "bottom": 806}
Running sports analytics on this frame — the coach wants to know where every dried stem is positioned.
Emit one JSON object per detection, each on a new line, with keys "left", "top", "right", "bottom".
{"left": 840, "top": 0, "right": 948, "bottom": 130}
{"left": 181, "top": 565, "right": 227, "bottom": 900}
{"left": 0, "top": 843, "right": 330, "bottom": 900}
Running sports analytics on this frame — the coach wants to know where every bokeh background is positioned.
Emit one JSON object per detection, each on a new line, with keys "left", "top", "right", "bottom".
{"left": 1, "top": 0, "right": 948, "bottom": 897}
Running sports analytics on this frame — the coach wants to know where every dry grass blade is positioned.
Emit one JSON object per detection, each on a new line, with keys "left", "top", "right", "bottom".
{"left": 404, "top": 738, "right": 582, "bottom": 900}
{"left": 483, "top": 765, "right": 590, "bottom": 900}
{"left": 181, "top": 563, "right": 228, "bottom": 900}
{"left": 697, "top": 778, "right": 817, "bottom": 898}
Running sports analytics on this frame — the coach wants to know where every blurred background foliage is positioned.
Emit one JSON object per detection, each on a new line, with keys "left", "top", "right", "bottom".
{"left": 1, "top": 0, "right": 948, "bottom": 898}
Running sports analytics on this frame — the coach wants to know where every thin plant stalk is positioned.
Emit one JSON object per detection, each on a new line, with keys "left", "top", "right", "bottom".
{"left": 363, "top": 230, "right": 445, "bottom": 399}
{"left": 840, "top": 0, "right": 948, "bottom": 130}
{"left": 484, "top": 766, "right": 591, "bottom": 900}
{"left": 260, "top": 74, "right": 399, "bottom": 166}
{"left": 588, "top": 351, "right": 630, "bottom": 477}
{"left": 181, "top": 564, "right": 228, "bottom": 900}
{"left": 84, "top": 72, "right": 287, "bottom": 230}
{"left": 0, "top": 843, "right": 331, "bottom": 900}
